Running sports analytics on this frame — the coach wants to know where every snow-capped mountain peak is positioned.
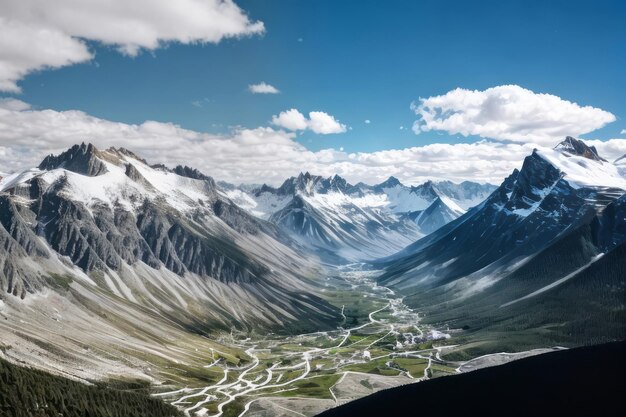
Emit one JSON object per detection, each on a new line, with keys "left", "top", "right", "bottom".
{"left": 487, "top": 139, "right": 626, "bottom": 219}
{"left": 537, "top": 140, "right": 626, "bottom": 190}
{"left": 374, "top": 176, "right": 402, "bottom": 190}
{"left": 39, "top": 142, "right": 108, "bottom": 176}
{"left": 554, "top": 136, "right": 606, "bottom": 162}
{"left": 222, "top": 171, "right": 496, "bottom": 261}
{"left": 378, "top": 137, "right": 626, "bottom": 308}
{"left": 1, "top": 143, "right": 341, "bottom": 334}
{"left": 412, "top": 195, "right": 466, "bottom": 234}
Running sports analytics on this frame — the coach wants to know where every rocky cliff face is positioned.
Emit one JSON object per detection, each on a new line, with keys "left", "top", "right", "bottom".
{"left": 555, "top": 136, "right": 607, "bottom": 162}
{"left": 39, "top": 143, "right": 109, "bottom": 176}
{"left": 0, "top": 144, "right": 340, "bottom": 332}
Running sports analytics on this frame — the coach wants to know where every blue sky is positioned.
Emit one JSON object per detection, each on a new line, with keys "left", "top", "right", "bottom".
{"left": 0, "top": 0, "right": 624, "bottom": 185}
{"left": 6, "top": 0, "right": 625, "bottom": 153}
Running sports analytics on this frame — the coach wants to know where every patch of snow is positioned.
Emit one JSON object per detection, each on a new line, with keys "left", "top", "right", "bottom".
{"left": 438, "top": 195, "right": 465, "bottom": 215}
{"left": 379, "top": 185, "right": 432, "bottom": 213}
{"left": 0, "top": 168, "right": 43, "bottom": 193}
{"left": 537, "top": 148, "right": 626, "bottom": 190}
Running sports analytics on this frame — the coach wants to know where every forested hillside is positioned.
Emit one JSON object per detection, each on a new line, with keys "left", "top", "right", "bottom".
{"left": 0, "top": 357, "right": 181, "bottom": 417}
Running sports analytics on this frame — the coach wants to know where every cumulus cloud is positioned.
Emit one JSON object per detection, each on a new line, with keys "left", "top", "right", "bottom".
{"left": 0, "top": 99, "right": 569, "bottom": 186}
{"left": 249, "top": 82, "right": 279, "bottom": 94}
{"left": 271, "top": 109, "right": 308, "bottom": 131}
{"left": 308, "top": 111, "right": 347, "bottom": 134}
{"left": 365, "top": 119, "right": 371, "bottom": 124}
{"left": 272, "top": 109, "right": 347, "bottom": 134}
{"left": 0, "top": 0, "right": 264, "bottom": 92}
{"left": 621, "top": 129, "right": 626, "bottom": 134}
{"left": 411, "top": 85, "right": 616, "bottom": 146}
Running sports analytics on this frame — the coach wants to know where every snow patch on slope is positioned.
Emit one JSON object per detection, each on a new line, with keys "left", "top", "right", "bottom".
{"left": 537, "top": 148, "right": 626, "bottom": 189}
{"left": 379, "top": 185, "right": 433, "bottom": 213}
{"left": 439, "top": 195, "right": 465, "bottom": 215}
{"left": 0, "top": 169, "right": 42, "bottom": 193}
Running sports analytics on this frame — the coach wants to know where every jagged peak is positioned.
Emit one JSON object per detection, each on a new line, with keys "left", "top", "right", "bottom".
{"left": 297, "top": 171, "right": 315, "bottom": 181}
{"left": 150, "top": 163, "right": 171, "bottom": 172}
{"left": 554, "top": 136, "right": 607, "bottom": 162}
{"left": 273, "top": 172, "right": 352, "bottom": 196}
{"left": 410, "top": 179, "right": 439, "bottom": 198}
{"left": 376, "top": 176, "right": 402, "bottom": 188}
{"left": 329, "top": 173, "right": 348, "bottom": 186}
{"left": 173, "top": 165, "right": 214, "bottom": 182}
{"left": 509, "top": 143, "right": 626, "bottom": 197}
{"left": 38, "top": 142, "right": 108, "bottom": 176}
{"left": 253, "top": 183, "right": 278, "bottom": 196}
{"left": 106, "top": 147, "right": 149, "bottom": 165}
{"left": 40, "top": 142, "right": 95, "bottom": 162}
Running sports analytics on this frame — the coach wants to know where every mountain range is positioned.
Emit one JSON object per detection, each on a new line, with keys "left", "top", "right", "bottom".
{"left": 223, "top": 172, "right": 495, "bottom": 261}
{"left": 376, "top": 136, "right": 626, "bottom": 348}
{"left": 0, "top": 136, "right": 624, "bottom": 393}
{"left": 0, "top": 143, "right": 341, "bottom": 379}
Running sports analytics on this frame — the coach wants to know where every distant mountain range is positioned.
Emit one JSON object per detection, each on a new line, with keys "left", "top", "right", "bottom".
{"left": 223, "top": 172, "right": 495, "bottom": 261}
{"left": 376, "top": 137, "right": 626, "bottom": 347}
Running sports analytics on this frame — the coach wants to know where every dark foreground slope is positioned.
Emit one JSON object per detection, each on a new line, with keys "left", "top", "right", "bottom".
{"left": 0, "top": 356, "right": 181, "bottom": 417}
{"left": 317, "top": 341, "right": 626, "bottom": 417}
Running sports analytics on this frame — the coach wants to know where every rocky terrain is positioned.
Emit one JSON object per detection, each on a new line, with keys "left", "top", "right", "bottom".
{"left": 0, "top": 143, "right": 341, "bottom": 382}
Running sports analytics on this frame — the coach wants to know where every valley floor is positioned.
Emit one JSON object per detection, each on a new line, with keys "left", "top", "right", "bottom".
{"left": 151, "top": 265, "right": 562, "bottom": 417}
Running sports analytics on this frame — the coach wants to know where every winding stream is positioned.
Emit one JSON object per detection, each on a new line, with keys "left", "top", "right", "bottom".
{"left": 156, "top": 264, "right": 458, "bottom": 417}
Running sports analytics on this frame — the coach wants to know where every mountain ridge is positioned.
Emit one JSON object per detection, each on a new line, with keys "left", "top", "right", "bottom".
{"left": 0, "top": 143, "right": 344, "bottom": 381}
{"left": 374, "top": 137, "right": 626, "bottom": 347}
{"left": 223, "top": 171, "right": 496, "bottom": 261}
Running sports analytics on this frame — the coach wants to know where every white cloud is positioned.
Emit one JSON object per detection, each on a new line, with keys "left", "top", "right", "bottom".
{"left": 271, "top": 109, "right": 308, "bottom": 131}
{"left": 0, "top": 100, "right": 525, "bottom": 185}
{"left": 621, "top": 129, "right": 626, "bottom": 134}
{"left": 308, "top": 111, "right": 347, "bottom": 134}
{"left": 0, "top": 18, "right": 92, "bottom": 92}
{"left": 249, "top": 82, "right": 279, "bottom": 94}
{"left": 272, "top": 109, "right": 347, "bottom": 134}
{"left": 1, "top": 100, "right": 622, "bottom": 186}
{"left": 365, "top": 119, "right": 371, "bottom": 124}
{"left": 411, "top": 85, "right": 616, "bottom": 146}
{"left": 0, "top": 0, "right": 264, "bottom": 92}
